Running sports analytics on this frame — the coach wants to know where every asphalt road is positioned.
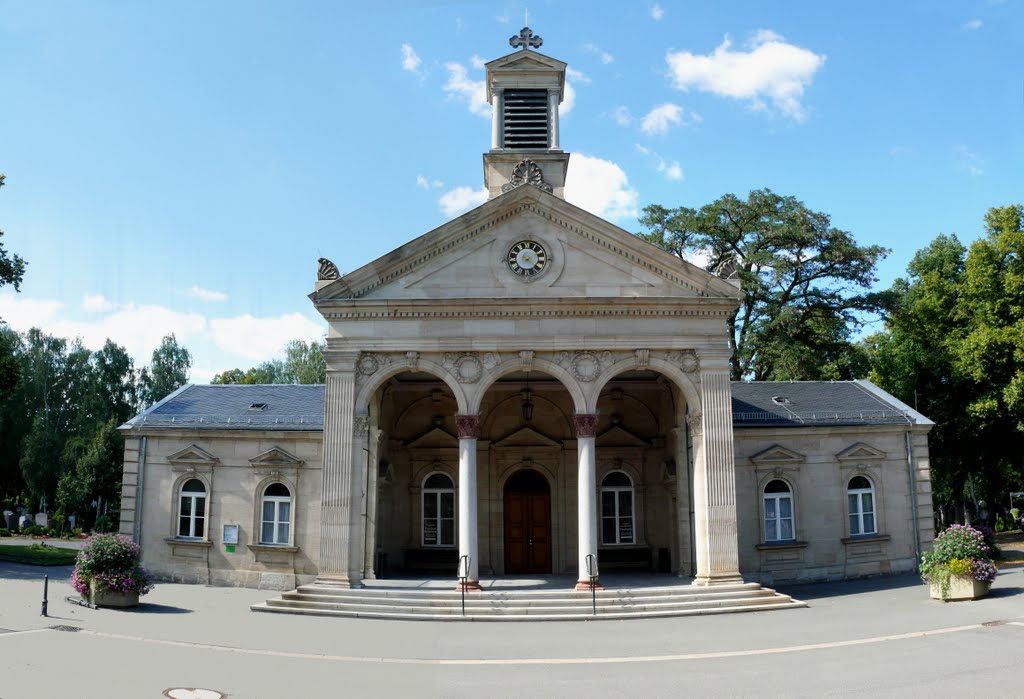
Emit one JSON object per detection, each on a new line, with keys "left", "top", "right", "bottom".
{"left": 1, "top": 563, "right": 1022, "bottom": 698}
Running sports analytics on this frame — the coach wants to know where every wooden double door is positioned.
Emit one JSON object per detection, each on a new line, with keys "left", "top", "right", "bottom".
{"left": 504, "top": 469, "right": 551, "bottom": 574}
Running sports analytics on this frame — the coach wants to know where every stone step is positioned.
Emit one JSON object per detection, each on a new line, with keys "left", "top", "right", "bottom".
{"left": 292, "top": 581, "right": 765, "bottom": 599}
{"left": 251, "top": 598, "right": 806, "bottom": 622}
{"left": 278, "top": 587, "right": 782, "bottom": 608}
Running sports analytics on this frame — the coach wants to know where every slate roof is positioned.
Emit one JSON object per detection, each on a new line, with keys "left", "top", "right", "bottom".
{"left": 730, "top": 379, "right": 929, "bottom": 427}
{"left": 121, "top": 384, "right": 325, "bottom": 431}
{"left": 121, "top": 379, "right": 928, "bottom": 432}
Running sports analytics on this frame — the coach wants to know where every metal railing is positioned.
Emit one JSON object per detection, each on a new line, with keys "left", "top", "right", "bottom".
{"left": 585, "top": 554, "right": 599, "bottom": 616}
{"left": 457, "top": 555, "right": 471, "bottom": 617}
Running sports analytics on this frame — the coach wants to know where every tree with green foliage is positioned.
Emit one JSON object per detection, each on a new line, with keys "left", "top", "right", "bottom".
{"left": 638, "top": 189, "right": 890, "bottom": 380}
{"left": 139, "top": 333, "right": 191, "bottom": 407}
{"left": 56, "top": 418, "right": 124, "bottom": 521}
{"left": 212, "top": 338, "right": 326, "bottom": 385}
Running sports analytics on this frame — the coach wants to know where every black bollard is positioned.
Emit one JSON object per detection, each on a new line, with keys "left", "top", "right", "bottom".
{"left": 41, "top": 574, "right": 49, "bottom": 617}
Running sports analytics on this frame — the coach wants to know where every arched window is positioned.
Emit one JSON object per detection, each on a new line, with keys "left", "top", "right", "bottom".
{"left": 763, "top": 480, "right": 794, "bottom": 542}
{"left": 422, "top": 473, "right": 455, "bottom": 547}
{"left": 601, "top": 471, "right": 635, "bottom": 545}
{"left": 177, "top": 478, "right": 207, "bottom": 539}
{"left": 848, "top": 476, "right": 876, "bottom": 536}
{"left": 261, "top": 482, "right": 292, "bottom": 545}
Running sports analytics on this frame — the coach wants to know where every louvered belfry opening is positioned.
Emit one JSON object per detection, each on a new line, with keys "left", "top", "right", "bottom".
{"left": 503, "top": 89, "right": 549, "bottom": 149}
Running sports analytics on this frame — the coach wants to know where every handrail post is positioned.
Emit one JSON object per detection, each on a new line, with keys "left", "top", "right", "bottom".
{"left": 585, "top": 554, "right": 598, "bottom": 616}
{"left": 458, "top": 555, "right": 470, "bottom": 617}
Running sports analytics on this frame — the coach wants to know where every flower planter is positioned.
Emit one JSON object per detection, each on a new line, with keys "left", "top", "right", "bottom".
{"left": 929, "top": 574, "right": 991, "bottom": 602}
{"left": 86, "top": 580, "right": 140, "bottom": 608}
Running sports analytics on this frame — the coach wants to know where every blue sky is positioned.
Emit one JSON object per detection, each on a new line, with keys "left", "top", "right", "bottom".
{"left": 1, "top": 1, "right": 1021, "bottom": 382}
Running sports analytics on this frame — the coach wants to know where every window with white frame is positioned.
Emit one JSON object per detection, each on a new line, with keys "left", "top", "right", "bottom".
{"left": 763, "top": 479, "right": 795, "bottom": 542}
{"left": 601, "top": 471, "right": 635, "bottom": 545}
{"left": 848, "top": 475, "right": 876, "bottom": 536}
{"left": 422, "top": 473, "right": 455, "bottom": 547}
{"left": 260, "top": 482, "right": 292, "bottom": 545}
{"left": 177, "top": 478, "right": 207, "bottom": 539}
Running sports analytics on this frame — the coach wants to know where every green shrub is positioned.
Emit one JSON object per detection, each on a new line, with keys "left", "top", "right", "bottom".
{"left": 0, "top": 528, "right": 10, "bottom": 537}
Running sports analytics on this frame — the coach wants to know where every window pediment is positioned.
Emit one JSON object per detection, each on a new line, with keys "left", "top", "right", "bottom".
{"left": 596, "top": 426, "right": 648, "bottom": 448}
{"left": 249, "top": 447, "right": 303, "bottom": 468}
{"left": 406, "top": 427, "right": 459, "bottom": 449}
{"left": 492, "top": 426, "right": 561, "bottom": 448}
{"left": 167, "top": 444, "right": 218, "bottom": 472}
{"left": 750, "top": 445, "right": 805, "bottom": 467}
{"left": 836, "top": 442, "right": 886, "bottom": 461}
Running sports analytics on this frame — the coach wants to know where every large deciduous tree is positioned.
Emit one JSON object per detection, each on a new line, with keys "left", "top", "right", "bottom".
{"left": 0, "top": 174, "right": 27, "bottom": 297}
{"left": 638, "top": 189, "right": 889, "bottom": 380}
{"left": 139, "top": 333, "right": 192, "bottom": 407}
{"left": 212, "top": 338, "right": 326, "bottom": 385}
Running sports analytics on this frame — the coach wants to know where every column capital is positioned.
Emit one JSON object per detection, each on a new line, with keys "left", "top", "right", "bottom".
{"left": 456, "top": 414, "right": 481, "bottom": 439}
{"left": 574, "top": 413, "right": 599, "bottom": 438}
{"left": 686, "top": 412, "right": 703, "bottom": 436}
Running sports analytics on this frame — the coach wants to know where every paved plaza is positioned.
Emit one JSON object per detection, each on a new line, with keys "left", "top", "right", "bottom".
{"left": 1, "top": 560, "right": 1023, "bottom": 698}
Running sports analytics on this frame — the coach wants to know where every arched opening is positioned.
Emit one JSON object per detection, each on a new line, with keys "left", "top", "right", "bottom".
{"left": 503, "top": 469, "right": 551, "bottom": 574}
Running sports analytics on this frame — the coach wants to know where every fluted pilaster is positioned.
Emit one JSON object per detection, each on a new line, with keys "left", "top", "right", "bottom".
{"left": 318, "top": 367, "right": 359, "bottom": 585}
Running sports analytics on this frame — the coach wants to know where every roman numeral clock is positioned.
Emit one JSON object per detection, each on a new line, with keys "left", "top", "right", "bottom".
{"left": 506, "top": 240, "right": 548, "bottom": 278}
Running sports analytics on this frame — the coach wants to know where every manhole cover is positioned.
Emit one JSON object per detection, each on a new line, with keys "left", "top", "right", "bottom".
{"left": 164, "top": 690, "right": 225, "bottom": 699}
{"left": 49, "top": 625, "right": 82, "bottom": 632}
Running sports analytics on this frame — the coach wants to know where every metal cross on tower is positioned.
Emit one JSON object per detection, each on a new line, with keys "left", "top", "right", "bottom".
{"left": 509, "top": 26, "right": 543, "bottom": 51}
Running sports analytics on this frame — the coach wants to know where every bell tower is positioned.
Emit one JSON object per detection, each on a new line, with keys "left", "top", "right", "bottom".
{"left": 483, "top": 27, "right": 570, "bottom": 200}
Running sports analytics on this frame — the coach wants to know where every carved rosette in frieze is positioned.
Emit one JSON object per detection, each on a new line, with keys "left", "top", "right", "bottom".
{"left": 356, "top": 352, "right": 389, "bottom": 377}
{"left": 456, "top": 414, "right": 481, "bottom": 439}
{"left": 443, "top": 352, "right": 484, "bottom": 384}
{"left": 666, "top": 350, "right": 700, "bottom": 374}
{"left": 353, "top": 415, "right": 371, "bottom": 437}
{"left": 573, "top": 413, "right": 600, "bottom": 439}
{"left": 686, "top": 412, "right": 703, "bottom": 437}
{"left": 555, "top": 350, "right": 616, "bottom": 382}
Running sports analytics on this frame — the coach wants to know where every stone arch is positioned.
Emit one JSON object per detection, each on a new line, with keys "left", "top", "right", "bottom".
{"left": 587, "top": 356, "right": 701, "bottom": 414}
{"left": 480, "top": 390, "right": 573, "bottom": 439}
{"left": 468, "top": 356, "right": 585, "bottom": 414}
{"left": 353, "top": 357, "right": 470, "bottom": 415}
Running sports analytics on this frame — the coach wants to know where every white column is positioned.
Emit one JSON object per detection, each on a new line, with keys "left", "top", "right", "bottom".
{"left": 491, "top": 88, "right": 503, "bottom": 150}
{"left": 456, "top": 415, "right": 482, "bottom": 591}
{"left": 574, "top": 414, "right": 601, "bottom": 590}
{"left": 363, "top": 426, "right": 382, "bottom": 579}
{"left": 547, "top": 87, "right": 560, "bottom": 150}
{"left": 673, "top": 425, "right": 692, "bottom": 577}
{"left": 318, "top": 354, "right": 360, "bottom": 587}
{"left": 692, "top": 370, "right": 743, "bottom": 586}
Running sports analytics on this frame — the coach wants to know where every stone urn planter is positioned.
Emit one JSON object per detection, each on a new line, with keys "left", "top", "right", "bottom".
{"left": 929, "top": 574, "right": 991, "bottom": 602}
{"left": 86, "top": 580, "right": 140, "bottom": 608}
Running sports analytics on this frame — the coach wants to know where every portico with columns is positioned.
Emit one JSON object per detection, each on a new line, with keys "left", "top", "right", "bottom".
{"left": 308, "top": 29, "right": 746, "bottom": 591}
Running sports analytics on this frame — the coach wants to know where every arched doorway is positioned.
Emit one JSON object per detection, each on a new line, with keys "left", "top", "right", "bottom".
{"left": 504, "top": 469, "right": 551, "bottom": 574}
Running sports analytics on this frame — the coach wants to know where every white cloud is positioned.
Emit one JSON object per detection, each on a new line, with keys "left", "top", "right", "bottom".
{"left": 564, "top": 153, "right": 639, "bottom": 222}
{"left": 651, "top": 4, "right": 665, "bottom": 20}
{"left": 666, "top": 30, "right": 826, "bottom": 121}
{"left": 962, "top": 19, "right": 983, "bottom": 30}
{"left": 82, "top": 293, "right": 114, "bottom": 313}
{"left": 634, "top": 143, "right": 651, "bottom": 155}
{"left": 583, "top": 43, "right": 615, "bottom": 65}
{"left": 401, "top": 44, "right": 421, "bottom": 73}
{"left": 560, "top": 80, "right": 577, "bottom": 116}
{"left": 187, "top": 285, "right": 228, "bottom": 302}
{"left": 660, "top": 160, "right": 684, "bottom": 181}
{"left": 443, "top": 62, "right": 490, "bottom": 118}
{"left": 209, "top": 313, "right": 324, "bottom": 362}
{"left": 470, "top": 54, "right": 486, "bottom": 70}
{"left": 641, "top": 102, "right": 686, "bottom": 135}
{"left": 566, "top": 67, "right": 591, "bottom": 84}
{"left": 954, "top": 145, "right": 984, "bottom": 176}
{"left": 0, "top": 292, "right": 326, "bottom": 382}
{"left": 613, "top": 106, "right": 633, "bottom": 126}
{"left": 438, "top": 185, "right": 488, "bottom": 217}
{"left": 416, "top": 175, "right": 444, "bottom": 190}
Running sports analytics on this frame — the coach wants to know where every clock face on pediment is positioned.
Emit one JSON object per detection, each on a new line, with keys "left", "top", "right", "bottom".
{"left": 506, "top": 240, "right": 548, "bottom": 278}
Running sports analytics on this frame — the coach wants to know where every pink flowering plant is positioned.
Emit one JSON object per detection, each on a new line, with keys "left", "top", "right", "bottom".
{"left": 920, "top": 524, "right": 997, "bottom": 600}
{"left": 71, "top": 533, "right": 154, "bottom": 598}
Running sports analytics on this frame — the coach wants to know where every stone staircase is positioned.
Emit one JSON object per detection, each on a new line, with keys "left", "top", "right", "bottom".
{"left": 251, "top": 580, "right": 805, "bottom": 621}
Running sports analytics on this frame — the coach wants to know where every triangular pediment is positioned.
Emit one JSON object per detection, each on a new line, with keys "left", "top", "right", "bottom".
{"left": 596, "top": 426, "right": 648, "bottom": 448}
{"left": 406, "top": 427, "right": 459, "bottom": 449}
{"left": 486, "top": 50, "right": 566, "bottom": 73}
{"left": 249, "top": 447, "right": 303, "bottom": 467}
{"left": 167, "top": 444, "right": 218, "bottom": 466}
{"left": 836, "top": 442, "right": 886, "bottom": 461}
{"left": 312, "top": 185, "right": 740, "bottom": 305}
{"left": 750, "top": 445, "right": 805, "bottom": 465}
{"left": 492, "top": 426, "right": 561, "bottom": 448}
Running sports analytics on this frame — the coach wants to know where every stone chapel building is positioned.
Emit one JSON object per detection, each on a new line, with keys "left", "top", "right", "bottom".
{"left": 118, "top": 30, "right": 935, "bottom": 594}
